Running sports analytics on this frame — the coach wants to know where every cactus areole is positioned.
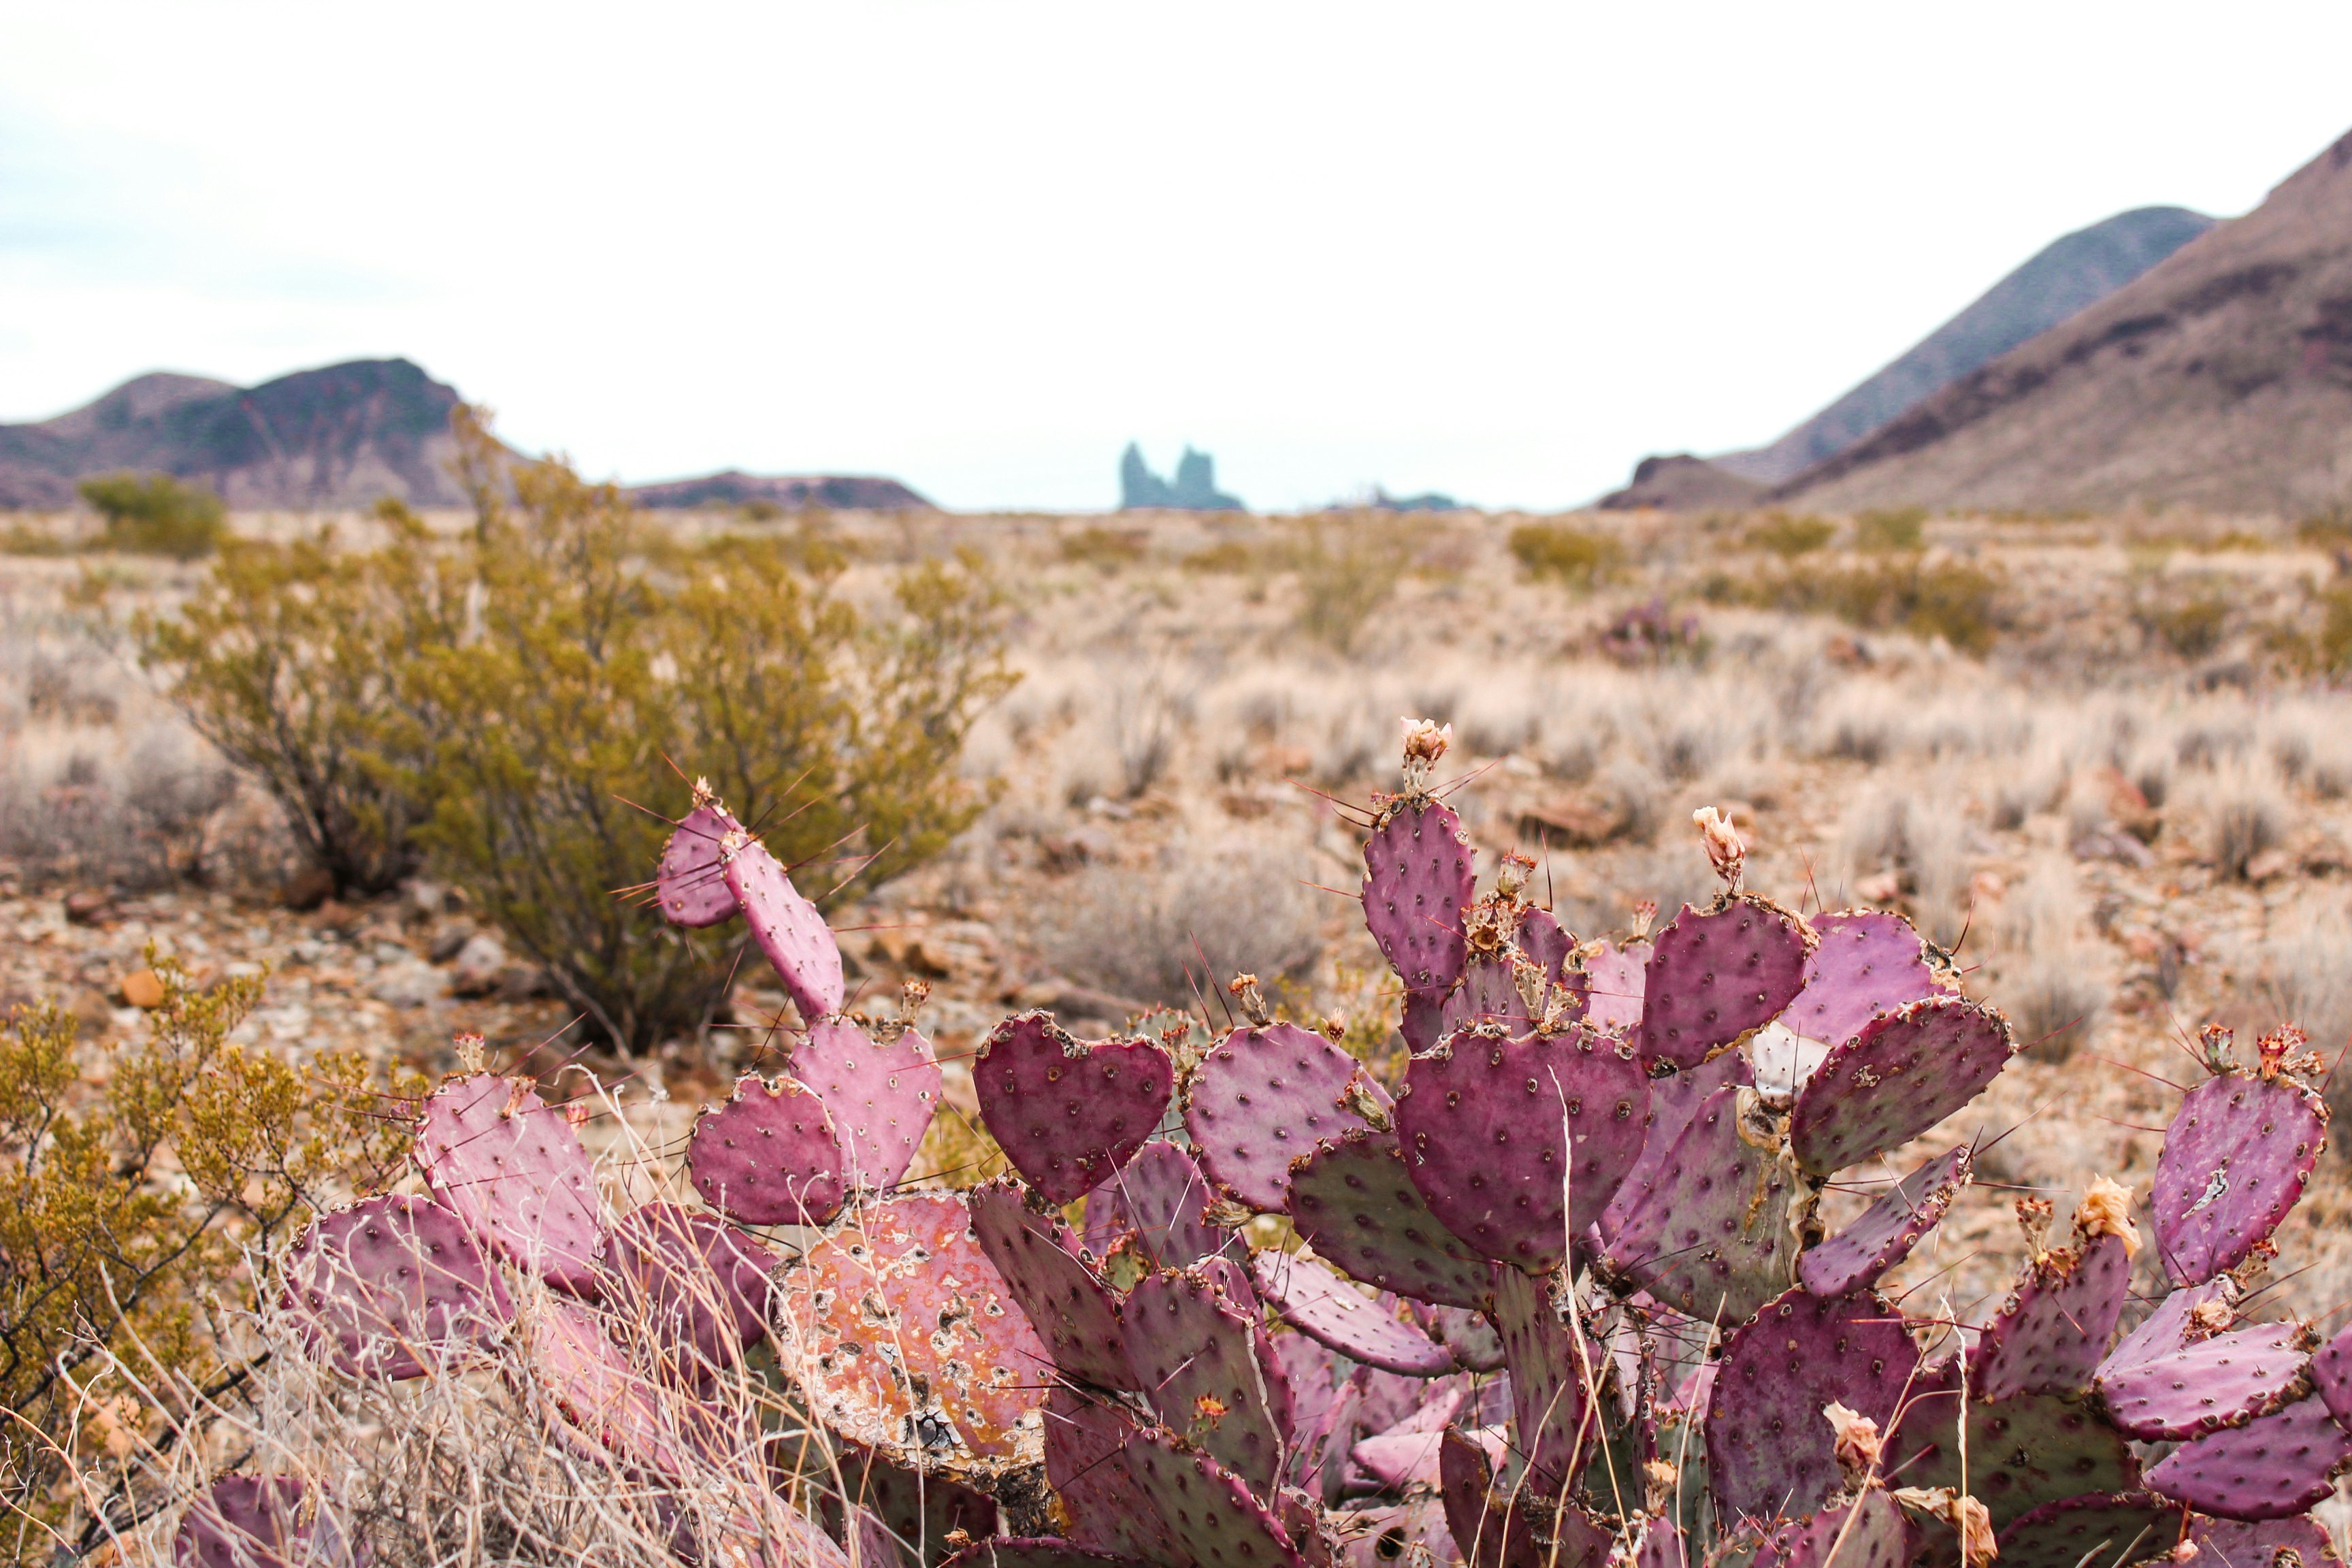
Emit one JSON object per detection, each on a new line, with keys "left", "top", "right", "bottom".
{"left": 247, "top": 748, "right": 2352, "bottom": 1565}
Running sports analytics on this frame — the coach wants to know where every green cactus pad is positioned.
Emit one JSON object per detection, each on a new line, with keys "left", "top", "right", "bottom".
{"left": 1788, "top": 996, "right": 2015, "bottom": 1178}
{"left": 1286, "top": 1128, "right": 1493, "bottom": 1311}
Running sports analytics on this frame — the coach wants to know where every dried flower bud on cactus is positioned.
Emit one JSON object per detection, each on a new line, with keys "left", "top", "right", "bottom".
{"left": 2075, "top": 1175, "right": 2140, "bottom": 1258}
{"left": 1693, "top": 805, "right": 1746, "bottom": 890}
{"left": 1398, "top": 717, "right": 1451, "bottom": 796}
{"left": 1321, "top": 1014, "right": 1347, "bottom": 1043}
{"left": 454, "top": 1032, "right": 487, "bottom": 1075}
{"left": 1494, "top": 851, "right": 1535, "bottom": 902}
{"left": 2015, "top": 1195, "right": 2056, "bottom": 1256}
{"left": 1643, "top": 1458, "right": 1677, "bottom": 1514}
{"left": 1630, "top": 898, "right": 1658, "bottom": 941}
{"left": 1228, "top": 974, "right": 1269, "bottom": 1026}
{"left": 1822, "top": 1401, "right": 1882, "bottom": 1489}
{"left": 2200, "top": 1022, "right": 2236, "bottom": 1073}
{"left": 900, "top": 978, "right": 931, "bottom": 1019}
{"left": 1895, "top": 1487, "right": 1997, "bottom": 1568}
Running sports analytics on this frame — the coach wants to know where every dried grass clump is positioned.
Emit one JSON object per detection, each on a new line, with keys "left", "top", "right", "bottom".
{"left": 2202, "top": 766, "right": 2289, "bottom": 881}
{"left": 1994, "top": 861, "right": 2110, "bottom": 1063}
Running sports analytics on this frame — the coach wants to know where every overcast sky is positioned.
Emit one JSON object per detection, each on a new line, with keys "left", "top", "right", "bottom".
{"left": 4, "top": 4, "right": 2351, "bottom": 512}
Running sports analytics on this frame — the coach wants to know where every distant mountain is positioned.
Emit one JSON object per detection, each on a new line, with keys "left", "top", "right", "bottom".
{"left": 0, "top": 359, "right": 469, "bottom": 510}
{"left": 1, "top": 359, "right": 934, "bottom": 513}
{"left": 627, "top": 470, "right": 929, "bottom": 510}
{"left": 1782, "top": 129, "right": 2352, "bottom": 516}
{"left": 1715, "top": 207, "right": 2215, "bottom": 486}
{"left": 1597, "top": 454, "right": 1764, "bottom": 512}
{"left": 1120, "top": 443, "right": 1243, "bottom": 511}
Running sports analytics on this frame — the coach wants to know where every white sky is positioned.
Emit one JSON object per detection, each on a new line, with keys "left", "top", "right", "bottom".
{"left": 3, "top": 3, "right": 2351, "bottom": 513}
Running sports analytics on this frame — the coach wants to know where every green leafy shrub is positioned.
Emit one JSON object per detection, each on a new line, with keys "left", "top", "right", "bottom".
{"left": 2136, "top": 591, "right": 2230, "bottom": 659}
{"left": 1852, "top": 506, "right": 1927, "bottom": 551}
{"left": 1507, "top": 521, "right": 1622, "bottom": 589}
{"left": 77, "top": 473, "right": 227, "bottom": 559}
{"left": 1743, "top": 512, "right": 1833, "bottom": 557}
{"left": 1290, "top": 514, "right": 1411, "bottom": 651}
{"left": 142, "top": 410, "right": 1014, "bottom": 1054}
{"left": 1737, "top": 555, "right": 2002, "bottom": 654}
{"left": 0, "top": 962, "right": 411, "bottom": 1555}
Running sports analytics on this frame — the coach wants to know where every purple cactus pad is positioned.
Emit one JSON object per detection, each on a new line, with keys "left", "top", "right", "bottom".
{"left": 1993, "top": 1493, "right": 2183, "bottom": 1568}
{"left": 976, "top": 1012, "right": 1174, "bottom": 1205}
{"left": 602, "top": 1200, "right": 776, "bottom": 1390}
{"left": 1401, "top": 990, "right": 1448, "bottom": 1056}
{"left": 521, "top": 1296, "right": 697, "bottom": 1477}
{"left": 968, "top": 1177, "right": 1137, "bottom": 1392}
{"left": 1085, "top": 1139, "right": 1229, "bottom": 1269}
{"left": 1972, "top": 1231, "right": 2134, "bottom": 1400}
{"left": 1786, "top": 909, "right": 1953, "bottom": 1048}
{"left": 2102, "top": 1279, "right": 2239, "bottom": 1382}
{"left": 280, "top": 1193, "right": 510, "bottom": 1380}
{"left": 2098, "top": 1317, "right": 2310, "bottom": 1441}
{"left": 1437, "top": 1426, "right": 1546, "bottom": 1568}
{"left": 1518, "top": 906, "right": 1573, "bottom": 987}
{"left": 1396, "top": 1022, "right": 1649, "bottom": 1271}
{"left": 1754, "top": 1491, "right": 1913, "bottom": 1568}
{"left": 1788, "top": 996, "right": 2016, "bottom": 1178}
{"left": 1428, "top": 1305, "right": 1505, "bottom": 1372}
{"left": 2310, "top": 1320, "right": 2352, "bottom": 1428}
{"left": 1439, "top": 949, "right": 1535, "bottom": 1039}
{"left": 1601, "top": 1085, "right": 1815, "bottom": 1326}
{"left": 1705, "top": 1287, "right": 1918, "bottom": 1525}
{"left": 1286, "top": 1129, "right": 1492, "bottom": 1310}
{"left": 1887, "top": 1386, "right": 2138, "bottom": 1529}
{"left": 1362, "top": 798, "right": 1474, "bottom": 1000}
{"left": 1580, "top": 940, "right": 1648, "bottom": 1036}
{"left": 657, "top": 801, "right": 743, "bottom": 928}
{"left": 2151, "top": 1071, "right": 2328, "bottom": 1288}
{"left": 1335, "top": 1499, "right": 1456, "bottom": 1568}
{"left": 721, "top": 835, "right": 844, "bottom": 1022}
{"left": 1119, "top": 1424, "right": 1309, "bottom": 1568}
{"left": 1043, "top": 1386, "right": 1181, "bottom": 1563}
{"left": 789, "top": 1017, "right": 941, "bottom": 1192}
{"left": 2191, "top": 1514, "right": 2338, "bottom": 1568}
{"left": 1799, "top": 1144, "right": 1972, "bottom": 1296}
{"left": 2144, "top": 1390, "right": 2352, "bottom": 1522}
{"left": 1186, "top": 1022, "right": 1392, "bottom": 1213}
{"left": 415, "top": 1072, "right": 605, "bottom": 1291}
{"left": 1252, "top": 1248, "right": 1454, "bottom": 1375}
{"left": 830, "top": 1441, "right": 1002, "bottom": 1568}
{"left": 1125, "top": 1268, "right": 1288, "bottom": 1490}
{"left": 1490, "top": 1263, "right": 1593, "bottom": 1488}
{"left": 687, "top": 1073, "right": 849, "bottom": 1226}
{"left": 1638, "top": 896, "right": 1812, "bottom": 1071}
{"left": 174, "top": 1477, "right": 342, "bottom": 1568}
{"left": 936, "top": 1542, "right": 1149, "bottom": 1568}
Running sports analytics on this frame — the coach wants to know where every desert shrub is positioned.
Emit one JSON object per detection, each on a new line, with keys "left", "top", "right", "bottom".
{"left": 0, "top": 964, "right": 411, "bottom": 1556}
{"left": 2251, "top": 909, "right": 2352, "bottom": 1131}
{"left": 1852, "top": 506, "right": 1927, "bottom": 551}
{"left": 1030, "top": 834, "right": 1322, "bottom": 1007}
{"left": 143, "top": 411, "right": 1013, "bottom": 1054}
{"left": 2136, "top": 591, "right": 2230, "bottom": 659}
{"left": 1744, "top": 512, "right": 1833, "bottom": 557}
{"left": 1743, "top": 556, "right": 2000, "bottom": 655}
{"left": 77, "top": 473, "right": 227, "bottom": 560}
{"left": 1059, "top": 525, "right": 1148, "bottom": 568}
{"left": 1507, "top": 521, "right": 1623, "bottom": 589}
{"left": 1289, "top": 514, "right": 1410, "bottom": 652}
{"left": 2208, "top": 771, "right": 2287, "bottom": 880}
{"left": 136, "top": 510, "right": 463, "bottom": 896}
{"left": 1181, "top": 538, "right": 1259, "bottom": 574}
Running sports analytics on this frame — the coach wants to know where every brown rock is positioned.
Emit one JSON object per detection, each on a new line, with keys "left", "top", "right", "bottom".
{"left": 118, "top": 969, "right": 167, "bottom": 1009}
{"left": 2244, "top": 847, "right": 2296, "bottom": 883}
{"left": 280, "top": 864, "right": 336, "bottom": 911}
{"left": 63, "top": 889, "right": 114, "bottom": 926}
{"left": 1518, "top": 796, "right": 1629, "bottom": 849}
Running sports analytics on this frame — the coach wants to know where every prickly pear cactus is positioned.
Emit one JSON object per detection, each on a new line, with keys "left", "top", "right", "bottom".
{"left": 240, "top": 740, "right": 2352, "bottom": 1567}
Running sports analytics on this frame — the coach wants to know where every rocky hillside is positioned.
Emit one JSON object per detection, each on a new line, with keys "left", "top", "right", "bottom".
{"left": 1782, "top": 129, "right": 2352, "bottom": 516}
{"left": 0, "top": 359, "right": 470, "bottom": 510}
{"left": 1718, "top": 208, "right": 2213, "bottom": 486}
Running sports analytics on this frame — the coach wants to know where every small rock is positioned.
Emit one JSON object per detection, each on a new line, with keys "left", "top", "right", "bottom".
{"left": 367, "top": 960, "right": 446, "bottom": 1009}
{"left": 427, "top": 927, "right": 472, "bottom": 964}
{"left": 63, "top": 889, "right": 114, "bottom": 926}
{"left": 448, "top": 933, "right": 510, "bottom": 998}
{"left": 279, "top": 864, "right": 336, "bottom": 912}
{"left": 118, "top": 969, "right": 167, "bottom": 1009}
{"left": 2244, "top": 847, "right": 2295, "bottom": 883}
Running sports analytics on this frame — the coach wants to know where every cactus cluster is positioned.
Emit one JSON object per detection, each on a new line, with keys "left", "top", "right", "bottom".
{"left": 196, "top": 745, "right": 2352, "bottom": 1568}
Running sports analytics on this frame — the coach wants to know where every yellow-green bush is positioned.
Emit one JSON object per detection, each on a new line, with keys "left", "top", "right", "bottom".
{"left": 1290, "top": 514, "right": 1411, "bottom": 652}
{"left": 1507, "top": 521, "right": 1623, "bottom": 590}
{"left": 77, "top": 472, "right": 227, "bottom": 559}
{"left": 1735, "top": 555, "right": 2002, "bottom": 654}
{"left": 0, "top": 963, "right": 412, "bottom": 1554}
{"left": 141, "top": 409, "right": 1013, "bottom": 1054}
{"left": 1744, "top": 512, "right": 1833, "bottom": 557}
{"left": 1852, "top": 506, "right": 1927, "bottom": 552}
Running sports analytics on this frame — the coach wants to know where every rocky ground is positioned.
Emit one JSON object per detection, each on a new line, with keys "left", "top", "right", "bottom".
{"left": 10, "top": 500, "right": 2352, "bottom": 1337}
